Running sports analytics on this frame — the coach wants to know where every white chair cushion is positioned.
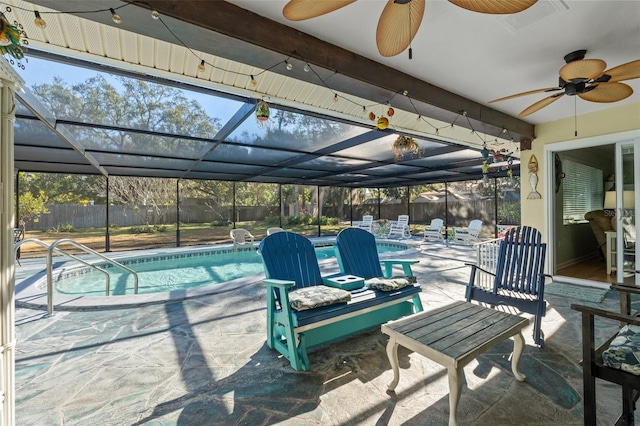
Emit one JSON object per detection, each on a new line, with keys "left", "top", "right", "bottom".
{"left": 288, "top": 286, "right": 351, "bottom": 311}
{"left": 365, "top": 276, "right": 416, "bottom": 292}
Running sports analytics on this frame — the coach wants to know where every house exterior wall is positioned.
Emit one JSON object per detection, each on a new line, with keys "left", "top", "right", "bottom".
{"left": 520, "top": 102, "right": 640, "bottom": 240}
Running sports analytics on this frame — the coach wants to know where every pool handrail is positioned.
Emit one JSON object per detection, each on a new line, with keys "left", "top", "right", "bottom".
{"left": 47, "top": 238, "right": 140, "bottom": 298}
{"left": 15, "top": 238, "right": 139, "bottom": 315}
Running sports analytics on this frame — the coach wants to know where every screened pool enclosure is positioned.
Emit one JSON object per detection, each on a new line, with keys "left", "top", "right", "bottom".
{"left": 13, "top": 52, "right": 521, "bottom": 253}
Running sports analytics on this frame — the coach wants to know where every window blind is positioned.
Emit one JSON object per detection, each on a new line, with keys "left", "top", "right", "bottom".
{"left": 563, "top": 159, "right": 603, "bottom": 224}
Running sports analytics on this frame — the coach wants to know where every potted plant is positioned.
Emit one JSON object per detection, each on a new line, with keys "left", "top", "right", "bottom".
{"left": 256, "top": 100, "right": 270, "bottom": 122}
{"left": 392, "top": 135, "right": 420, "bottom": 160}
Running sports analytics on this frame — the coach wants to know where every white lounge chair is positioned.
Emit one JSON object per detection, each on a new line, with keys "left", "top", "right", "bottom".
{"left": 452, "top": 220, "right": 482, "bottom": 244}
{"left": 267, "top": 227, "right": 285, "bottom": 236}
{"left": 230, "top": 228, "right": 255, "bottom": 250}
{"left": 388, "top": 215, "right": 411, "bottom": 239}
{"left": 423, "top": 218, "right": 444, "bottom": 241}
{"left": 356, "top": 215, "right": 374, "bottom": 233}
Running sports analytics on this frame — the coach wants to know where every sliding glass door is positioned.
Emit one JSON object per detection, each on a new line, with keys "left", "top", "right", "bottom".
{"left": 614, "top": 142, "right": 639, "bottom": 285}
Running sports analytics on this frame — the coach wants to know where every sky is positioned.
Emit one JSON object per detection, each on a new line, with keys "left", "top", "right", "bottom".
{"left": 13, "top": 56, "right": 251, "bottom": 128}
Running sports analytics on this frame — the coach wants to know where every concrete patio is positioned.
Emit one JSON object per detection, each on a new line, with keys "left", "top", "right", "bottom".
{"left": 12, "top": 242, "right": 638, "bottom": 425}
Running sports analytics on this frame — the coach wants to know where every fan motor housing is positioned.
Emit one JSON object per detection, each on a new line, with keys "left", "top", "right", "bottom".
{"left": 564, "top": 49, "right": 587, "bottom": 64}
{"left": 559, "top": 78, "right": 587, "bottom": 96}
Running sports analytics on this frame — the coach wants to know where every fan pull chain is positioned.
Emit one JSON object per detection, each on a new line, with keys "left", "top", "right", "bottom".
{"left": 574, "top": 97, "right": 578, "bottom": 137}
{"left": 408, "top": 2, "right": 412, "bottom": 60}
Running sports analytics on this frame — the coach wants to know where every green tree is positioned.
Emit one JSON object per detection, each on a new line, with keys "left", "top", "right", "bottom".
{"left": 19, "top": 172, "right": 103, "bottom": 204}
{"left": 28, "top": 73, "right": 223, "bottom": 222}
{"left": 17, "top": 190, "right": 49, "bottom": 232}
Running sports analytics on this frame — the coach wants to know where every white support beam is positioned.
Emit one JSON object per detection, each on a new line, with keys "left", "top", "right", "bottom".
{"left": 0, "top": 57, "right": 24, "bottom": 426}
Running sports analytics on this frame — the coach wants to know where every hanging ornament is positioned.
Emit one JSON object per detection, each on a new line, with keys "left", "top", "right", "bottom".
{"left": 256, "top": 100, "right": 270, "bottom": 122}
{"left": 481, "top": 160, "right": 489, "bottom": 175}
{"left": 507, "top": 169, "right": 513, "bottom": 179}
{"left": 368, "top": 111, "right": 376, "bottom": 121}
{"left": 481, "top": 145, "right": 489, "bottom": 160}
{"left": 0, "top": 13, "right": 24, "bottom": 60}
{"left": 377, "top": 116, "right": 389, "bottom": 130}
{"left": 392, "top": 135, "right": 420, "bottom": 160}
{"left": 387, "top": 107, "right": 395, "bottom": 117}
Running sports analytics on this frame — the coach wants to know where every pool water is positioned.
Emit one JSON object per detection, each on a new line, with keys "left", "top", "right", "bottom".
{"left": 53, "top": 244, "right": 404, "bottom": 296}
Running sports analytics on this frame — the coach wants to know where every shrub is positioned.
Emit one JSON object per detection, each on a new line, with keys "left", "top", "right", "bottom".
{"left": 211, "top": 220, "right": 231, "bottom": 227}
{"left": 59, "top": 224, "right": 74, "bottom": 232}
{"left": 310, "top": 216, "right": 339, "bottom": 226}
{"left": 131, "top": 224, "right": 166, "bottom": 234}
{"left": 286, "top": 213, "right": 312, "bottom": 225}
{"left": 262, "top": 215, "right": 281, "bottom": 226}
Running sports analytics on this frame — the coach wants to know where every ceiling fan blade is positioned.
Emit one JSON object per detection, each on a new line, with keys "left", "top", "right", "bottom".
{"left": 448, "top": 0, "right": 537, "bottom": 14}
{"left": 603, "top": 59, "right": 640, "bottom": 82}
{"left": 559, "top": 59, "right": 606, "bottom": 82}
{"left": 518, "top": 93, "right": 564, "bottom": 117}
{"left": 376, "top": 0, "right": 425, "bottom": 57}
{"left": 579, "top": 82, "right": 633, "bottom": 103}
{"left": 283, "top": 0, "right": 356, "bottom": 21}
{"left": 489, "top": 87, "right": 562, "bottom": 103}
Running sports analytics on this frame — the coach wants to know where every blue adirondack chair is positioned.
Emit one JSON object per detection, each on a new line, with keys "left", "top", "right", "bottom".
{"left": 465, "top": 226, "right": 548, "bottom": 346}
{"left": 335, "top": 227, "right": 420, "bottom": 279}
{"left": 259, "top": 231, "right": 423, "bottom": 370}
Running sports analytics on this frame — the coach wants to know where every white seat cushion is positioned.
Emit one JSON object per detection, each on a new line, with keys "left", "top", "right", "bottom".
{"left": 288, "top": 286, "right": 351, "bottom": 311}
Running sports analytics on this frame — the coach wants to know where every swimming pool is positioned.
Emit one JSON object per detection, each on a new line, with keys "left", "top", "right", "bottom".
{"left": 48, "top": 242, "right": 408, "bottom": 297}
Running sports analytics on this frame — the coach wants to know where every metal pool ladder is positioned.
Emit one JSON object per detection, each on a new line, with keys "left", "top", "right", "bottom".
{"left": 14, "top": 238, "right": 139, "bottom": 315}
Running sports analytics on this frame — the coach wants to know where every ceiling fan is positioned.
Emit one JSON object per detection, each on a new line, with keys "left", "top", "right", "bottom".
{"left": 282, "top": 0, "right": 538, "bottom": 57}
{"left": 490, "top": 50, "right": 640, "bottom": 118}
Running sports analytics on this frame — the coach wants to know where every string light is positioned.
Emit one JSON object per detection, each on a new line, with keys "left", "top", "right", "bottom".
{"left": 110, "top": 8, "right": 122, "bottom": 24}
{"left": 4, "top": 2, "right": 514, "bottom": 149}
{"left": 33, "top": 10, "right": 46, "bottom": 29}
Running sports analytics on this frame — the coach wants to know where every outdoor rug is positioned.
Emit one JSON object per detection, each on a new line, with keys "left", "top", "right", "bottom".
{"left": 544, "top": 282, "right": 609, "bottom": 303}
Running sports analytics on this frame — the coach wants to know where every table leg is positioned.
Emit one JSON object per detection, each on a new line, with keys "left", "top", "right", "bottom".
{"left": 511, "top": 331, "right": 526, "bottom": 382}
{"left": 386, "top": 337, "right": 400, "bottom": 391}
{"left": 447, "top": 366, "right": 463, "bottom": 426}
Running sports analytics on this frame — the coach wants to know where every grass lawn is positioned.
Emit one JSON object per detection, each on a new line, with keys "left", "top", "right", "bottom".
{"left": 17, "top": 222, "right": 350, "bottom": 258}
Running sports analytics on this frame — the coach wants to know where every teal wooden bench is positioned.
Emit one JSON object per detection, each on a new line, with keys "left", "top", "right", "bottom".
{"left": 334, "top": 227, "right": 419, "bottom": 279}
{"left": 259, "top": 231, "right": 423, "bottom": 371}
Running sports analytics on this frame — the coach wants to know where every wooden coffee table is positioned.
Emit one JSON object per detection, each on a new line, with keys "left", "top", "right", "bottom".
{"left": 381, "top": 300, "right": 529, "bottom": 426}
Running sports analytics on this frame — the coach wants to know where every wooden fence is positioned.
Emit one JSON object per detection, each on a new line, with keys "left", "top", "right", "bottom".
{"left": 25, "top": 200, "right": 519, "bottom": 235}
